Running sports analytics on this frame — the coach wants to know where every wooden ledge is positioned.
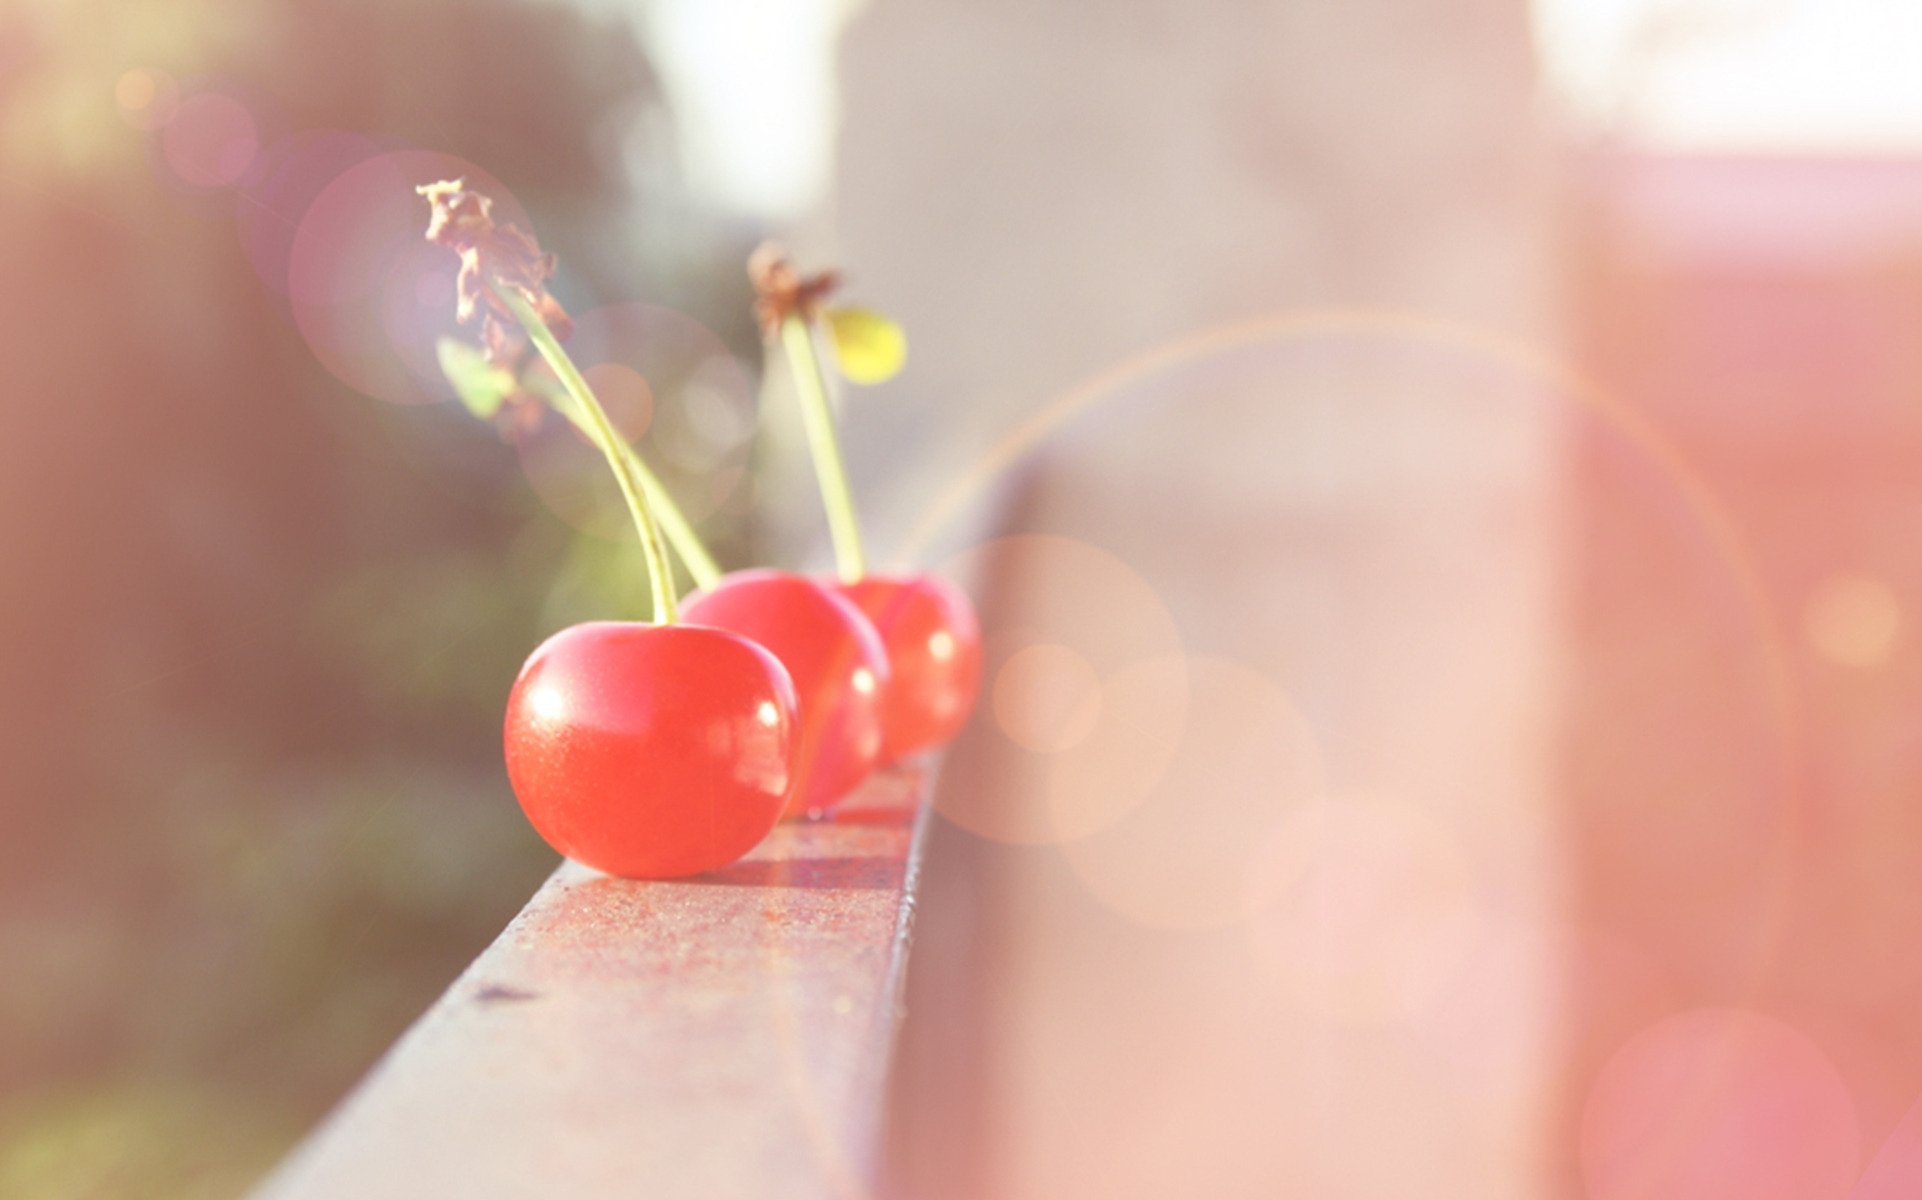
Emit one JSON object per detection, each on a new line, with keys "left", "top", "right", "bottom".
{"left": 252, "top": 767, "right": 933, "bottom": 1200}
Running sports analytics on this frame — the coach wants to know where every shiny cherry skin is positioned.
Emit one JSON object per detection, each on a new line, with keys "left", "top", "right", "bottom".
{"left": 681, "top": 569, "right": 890, "bottom": 817}
{"left": 834, "top": 572, "right": 982, "bottom": 762}
{"left": 503, "top": 621, "right": 798, "bottom": 879}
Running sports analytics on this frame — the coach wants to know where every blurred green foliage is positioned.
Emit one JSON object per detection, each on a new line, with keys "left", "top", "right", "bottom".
{"left": 0, "top": 0, "right": 762, "bottom": 1194}
{"left": 0, "top": 1082, "right": 296, "bottom": 1200}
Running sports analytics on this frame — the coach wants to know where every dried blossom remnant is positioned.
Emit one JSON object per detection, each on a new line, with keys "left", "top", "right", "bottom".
{"left": 493, "top": 391, "right": 547, "bottom": 443}
{"left": 749, "top": 242, "right": 840, "bottom": 337}
{"left": 416, "top": 178, "right": 573, "bottom": 369}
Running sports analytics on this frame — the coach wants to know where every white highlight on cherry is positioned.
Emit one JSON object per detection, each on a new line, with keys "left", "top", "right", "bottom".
{"left": 528, "top": 685, "right": 568, "bottom": 724}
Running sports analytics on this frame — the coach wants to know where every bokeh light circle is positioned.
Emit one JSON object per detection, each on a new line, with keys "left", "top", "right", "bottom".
{"left": 115, "top": 68, "right": 179, "bottom": 130}
{"left": 1061, "top": 655, "right": 1325, "bottom": 930}
{"left": 1805, "top": 572, "right": 1901, "bottom": 669}
{"left": 514, "top": 303, "right": 755, "bottom": 539}
{"left": 236, "top": 130, "right": 382, "bottom": 300}
{"left": 1242, "top": 796, "right": 1480, "bottom": 1021}
{"left": 992, "top": 643, "right": 1103, "bottom": 753}
{"left": 515, "top": 363, "right": 654, "bottom": 541}
{"left": 286, "top": 150, "right": 527, "bottom": 405}
{"left": 582, "top": 363, "right": 654, "bottom": 441}
{"left": 928, "top": 535, "right": 1189, "bottom": 845}
{"left": 160, "top": 93, "right": 259, "bottom": 188}
{"left": 1580, "top": 1007, "right": 1859, "bottom": 1200}
{"left": 1409, "top": 914, "right": 1562, "bottom": 1115}
{"left": 901, "top": 306, "right": 1810, "bottom": 1028}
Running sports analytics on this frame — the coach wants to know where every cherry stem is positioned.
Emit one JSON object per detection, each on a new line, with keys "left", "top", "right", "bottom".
{"left": 497, "top": 287, "right": 680, "bottom": 625}
{"left": 548, "top": 391, "right": 721, "bottom": 591}
{"left": 779, "top": 314, "right": 865, "bottom": 583}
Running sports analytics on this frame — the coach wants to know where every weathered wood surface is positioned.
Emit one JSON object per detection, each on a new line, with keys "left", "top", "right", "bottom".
{"left": 252, "top": 770, "right": 930, "bottom": 1200}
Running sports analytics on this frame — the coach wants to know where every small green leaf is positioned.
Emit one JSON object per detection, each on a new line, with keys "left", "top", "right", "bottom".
{"left": 436, "top": 338, "right": 516, "bottom": 420}
{"left": 824, "top": 307, "right": 907, "bottom": 385}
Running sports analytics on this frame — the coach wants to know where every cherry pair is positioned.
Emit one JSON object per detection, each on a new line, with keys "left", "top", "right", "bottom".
{"left": 505, "top": 568, "right": 978, "bottom": 877}
{"left": 684, "top": 566, "right": 982, "bottom": 811}
{"left": 422, "top": 183, "right": 977, "bottom": 880}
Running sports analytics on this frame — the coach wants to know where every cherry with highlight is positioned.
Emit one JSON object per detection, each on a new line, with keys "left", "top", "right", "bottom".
{"left": 683, "top": 569, "right": 890, "bottom": 816}
{"left": 835, "top": 572, "right": 981, "bottom": 762}
{"left": 504, "top": 622, "right": 798, "bottom": 878}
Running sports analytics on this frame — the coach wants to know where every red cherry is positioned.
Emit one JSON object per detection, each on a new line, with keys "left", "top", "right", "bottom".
{"left": 503, "top": 621, "right": 797, "bottom": 878}
{"left": 681, "top": 569, "right": 889, "bottom": 817}
{"left": 835, "top": 572, "right": 982, "bottom": 762}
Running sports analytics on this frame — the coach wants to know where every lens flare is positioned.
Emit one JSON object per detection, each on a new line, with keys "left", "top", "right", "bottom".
{"left": 1856, "top": 1087, "right": 1922, "bottom": 1198}
{"left": 680, "top": 356, "right": 758, "bottom": 456}
{"left": 236, "top": 130, "right": 382, "bottom": 299}
{"left": 583, "top": 363, "right": 656, "bottom": 442}
{"left": 1243, "top": 796, "right": 1479, "bottom": 1020}
{"left": 287, "top": 150, "right": 527, "bottom": 405}
{"left": 517, "top": 362, "right": 659, "bottom": 542}
{"left": 1580, "top": 1008, "right": 1859, "bottom": 1200}
{"left": 991, "top": 643, "right": 1102, "bottom": 754}
{"left": 929, "top": 535, "right": 1188, "bottom": 845}
{"left": 160, "top": 93, "right": 259, "bottom": 188}
{"left": 902, "top": 306, "right": 1807, "bottom": 1020}
{"left": 1805, "top": 572, "right": 1901, "bottom": 668}
{"left": 1062, "top": 656, "right": 1325, "bottom": 931}
{"left": 114, "top": 68, "right": 179, "bottom": 130}
{"left": 514, "top": 303, "right": 754, "bottom": 537}
{"left": 1407, "top": 914, "right": 1558, "bottom": 1117}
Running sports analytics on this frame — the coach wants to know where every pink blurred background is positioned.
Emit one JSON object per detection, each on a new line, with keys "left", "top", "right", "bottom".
{"left": 6, "top": 0, "right": 1922, "bottom": 1196}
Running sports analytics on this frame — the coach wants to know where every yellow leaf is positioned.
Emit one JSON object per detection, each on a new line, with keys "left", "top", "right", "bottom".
{"left": 824, "top": 307, "right": 907, "bottom": 385}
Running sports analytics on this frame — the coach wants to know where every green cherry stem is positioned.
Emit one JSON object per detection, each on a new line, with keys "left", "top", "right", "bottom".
{"left": 651, "top": 487, "right": 722, "bottom": 591}
{"left": 489, "top": 289, "right": 722, "bottom": 592}
{"left": 497, "top": 287, "right": 680, "bottom": 625}
{"left": 779, "top": 313, "right": 865, "bottom": 583}
{"left": 550, "top": 398, "right": 721, "bottom": 591}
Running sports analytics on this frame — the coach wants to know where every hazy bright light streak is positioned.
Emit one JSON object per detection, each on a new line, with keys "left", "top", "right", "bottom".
{"left": 1532, "top": 0, "right": 1922, "bottom": 151}
{"left": 896, "top": 306, "right": 1807, "bottom": 997}
{"left": 636, "top": 0, "right": 852, "bottom": 218}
